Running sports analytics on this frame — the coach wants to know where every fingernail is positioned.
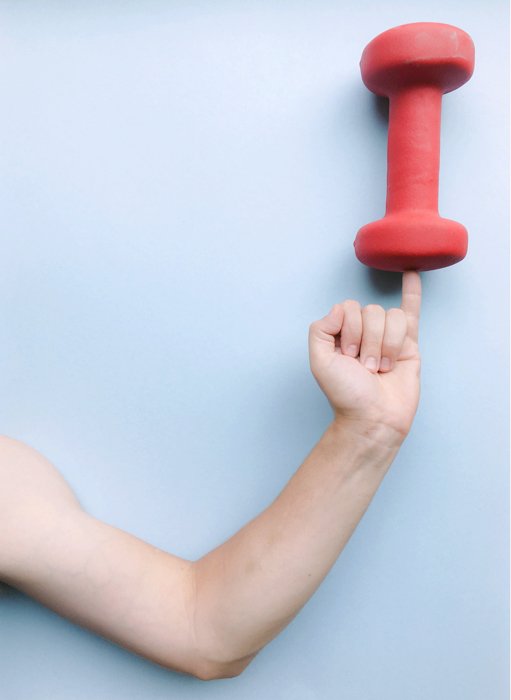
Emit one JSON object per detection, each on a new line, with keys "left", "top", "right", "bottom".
{"left": 364, "top": 356, "right": 377, "bottom": 371}
{"left": 346, "top": 344, "right": 358, "bottom": 357}
{"left": 380, "top": 357, "right": 392, "bottom": 371}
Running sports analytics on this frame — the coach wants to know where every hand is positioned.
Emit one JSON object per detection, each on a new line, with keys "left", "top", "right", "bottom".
{"left": 308, "top": 271, "right": 421, "bottom": 445}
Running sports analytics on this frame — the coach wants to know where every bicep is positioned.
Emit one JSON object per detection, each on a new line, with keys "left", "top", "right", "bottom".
{"left": 0, "top": 437, "right": 199, "bottom": 676}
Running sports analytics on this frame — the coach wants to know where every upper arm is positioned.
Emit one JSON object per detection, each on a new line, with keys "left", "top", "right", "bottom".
{"left": 0, "top": 436, "right": 206, "bottom": 677}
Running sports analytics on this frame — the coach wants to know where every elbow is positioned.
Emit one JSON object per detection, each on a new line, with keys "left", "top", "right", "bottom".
{"left": 190, "top": 652, "right": 256, "bottom": 681}
{"left": 155, "top": 644, "right": 255, "bottom": 681}
{"left": 185, "top": 562, "right": 258, "bottom": 680}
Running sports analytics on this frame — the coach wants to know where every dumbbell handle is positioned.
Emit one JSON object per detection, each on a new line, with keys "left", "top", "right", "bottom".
{"left": 386, "top": 86, "right": 442, "bottom": 214}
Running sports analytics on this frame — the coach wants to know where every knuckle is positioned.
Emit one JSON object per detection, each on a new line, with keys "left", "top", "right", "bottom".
{"left": 343, "top": 299, "right": 361, "bottom": 310}
{"left": 363, "top": 339, "right": 382, "bottom": 350}
{"left": 364, "top": 303, "right": 384, "bottom": 315}
{"left": 382, "top": 340, "right": 401, "bottom": 353}
{"left": 387, "top": 307, "right": 406, "bottom": 318}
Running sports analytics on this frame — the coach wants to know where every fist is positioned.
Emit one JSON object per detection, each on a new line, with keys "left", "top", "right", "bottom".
{"left": 308, "top": 272, "right": 422, "bottom": 444}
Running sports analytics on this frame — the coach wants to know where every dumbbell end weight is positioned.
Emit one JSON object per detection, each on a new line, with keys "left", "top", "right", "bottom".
{"left": 354, "top": 212, "right": 468, "bottom": 272}
{"left": 360, "top": 22, "right": 475, "bottom": 96}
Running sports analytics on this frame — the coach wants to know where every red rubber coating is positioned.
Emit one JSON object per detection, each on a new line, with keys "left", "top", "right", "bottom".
{"left": 353, "top": 22, "right": 475, "bottom": 271}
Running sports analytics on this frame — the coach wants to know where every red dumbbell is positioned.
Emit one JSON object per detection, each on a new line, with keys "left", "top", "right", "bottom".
{"left": 353, "top": 22, "right": 475, "bottom": 271}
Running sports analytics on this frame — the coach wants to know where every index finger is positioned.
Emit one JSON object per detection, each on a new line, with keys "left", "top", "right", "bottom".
{"left": 401, "top": 270, "right": 421, "bottom": 341}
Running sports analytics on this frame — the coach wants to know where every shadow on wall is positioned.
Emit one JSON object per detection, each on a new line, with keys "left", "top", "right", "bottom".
{"left": 373, "top": 93, "right": 390, "bottom": 123}
{"left": 368, "top": 268, "right": 402, "bottom": 295}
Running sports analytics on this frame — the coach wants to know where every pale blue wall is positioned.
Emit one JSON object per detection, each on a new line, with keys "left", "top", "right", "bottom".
{"left": 0, "top": 2, "right": 508, "bottom": 698}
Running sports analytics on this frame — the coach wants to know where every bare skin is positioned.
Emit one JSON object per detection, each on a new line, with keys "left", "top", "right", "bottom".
{"left": 0, "top": 271, "right": 421, "bottom": 680}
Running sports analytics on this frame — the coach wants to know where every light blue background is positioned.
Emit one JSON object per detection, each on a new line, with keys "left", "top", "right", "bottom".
{"left": 0, "top": 2, "right": 508, "bottom": 699}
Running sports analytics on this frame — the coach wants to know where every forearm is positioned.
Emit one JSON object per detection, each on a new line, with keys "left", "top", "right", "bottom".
{"left": 192, "top": 418, "right": 402, "bottom": 667}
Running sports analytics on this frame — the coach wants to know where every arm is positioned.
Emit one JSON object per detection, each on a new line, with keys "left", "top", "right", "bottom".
{"left": 192, "top": 271, "right": 422, "bottom": 668}
{"left": 0, "top": 272, "right": 421, "bottom": 680}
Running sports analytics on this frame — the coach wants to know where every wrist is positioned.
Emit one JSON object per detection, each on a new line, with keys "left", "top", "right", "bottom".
{"left": 313, "top": 418, "right": 400, "bottom": 484}
{"left": 328, "top": 414, "right": 407, "bottom": 452}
